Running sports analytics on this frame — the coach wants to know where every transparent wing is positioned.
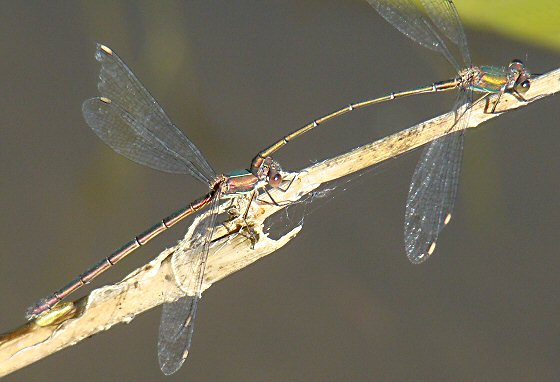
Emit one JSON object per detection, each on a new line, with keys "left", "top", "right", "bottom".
{"left": 158, "top": 296, "right": 199, "bottom": 376}
{"left": 366, "top": 0, "right": 461, "bottom": 71}
{"left": 157, "top": 190, "right": 221, "bottom": 375}
{"left": 419, "top": 0, "right": 471, "bottom": 66}
{"left": 404, "top": 89, "right": 472, "bottom": 263}
{"left": 83, "top": 44, "right": 216, "bottom": 184}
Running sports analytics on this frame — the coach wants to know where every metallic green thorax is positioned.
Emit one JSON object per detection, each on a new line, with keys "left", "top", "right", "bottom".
{"left": 469, "top": 66, "right": 510, "bottom": 93}
{"left": 225, "top": 168, "right": 252, "bottom": 178}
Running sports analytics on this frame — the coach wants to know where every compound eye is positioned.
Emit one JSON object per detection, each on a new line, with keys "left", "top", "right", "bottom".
{"left": 518, "top": 79, "right": 531, "bottom": 93}
{"left": 268, "top": 172, "right": 283, "bottom": 188}
{"left": 509, "top": 59, "right": 525, "bottom": 71}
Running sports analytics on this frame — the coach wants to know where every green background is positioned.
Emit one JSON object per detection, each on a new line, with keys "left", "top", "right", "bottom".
{"left": 459, "top": 0, "right": 560, "bottom": 51}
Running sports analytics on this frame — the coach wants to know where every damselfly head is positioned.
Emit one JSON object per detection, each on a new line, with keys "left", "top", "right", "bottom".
{"left": 509, "top": 59, "right": 531, "bottom": 94}
{"left": 263, "top": 157, "right": 283, "bottom": 188}
{"left": 253, "top": 156, "right": 283, "bottom": 188}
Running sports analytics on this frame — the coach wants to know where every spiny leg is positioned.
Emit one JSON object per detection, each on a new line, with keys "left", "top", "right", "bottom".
{"left": 258, "top": 187, "right": 296, "bottom": 207}
{"left": 256, "top": 174, "right": 299, "bottom": 206}
{"left": 277, "top": 173, "right": 298, "bottom": 193}
{"left": 510, "top": 89, "right": 529, "bottom": 103}
{"left": 224, "top": 197, "right": 239, "bottom": 215}
{"left": 490, "top": 88, "right": 506, "bottom": 114}
{"left": 488, "top": 80, "right": 531, "bottom": 114}
{"left": 240, "top": 191, "right": 258, "bottom": 247}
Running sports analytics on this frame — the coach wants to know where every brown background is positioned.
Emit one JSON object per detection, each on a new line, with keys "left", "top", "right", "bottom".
{"left": 1, "top": 1, "right": 559, "bottom": 381}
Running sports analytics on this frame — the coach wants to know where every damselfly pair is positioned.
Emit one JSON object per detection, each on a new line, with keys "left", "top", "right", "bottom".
{"left": 27, "top": 0, "right": 533, "bottom": 375}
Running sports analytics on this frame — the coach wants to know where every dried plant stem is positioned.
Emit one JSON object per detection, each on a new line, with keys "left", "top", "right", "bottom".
{"left": 0, "top": 67, "right": 558, "bottom": 377}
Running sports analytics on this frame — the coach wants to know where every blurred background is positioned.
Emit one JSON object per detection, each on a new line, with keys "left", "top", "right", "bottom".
{"left": 1, "top": 1, "right": 559, "bottom": 381}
